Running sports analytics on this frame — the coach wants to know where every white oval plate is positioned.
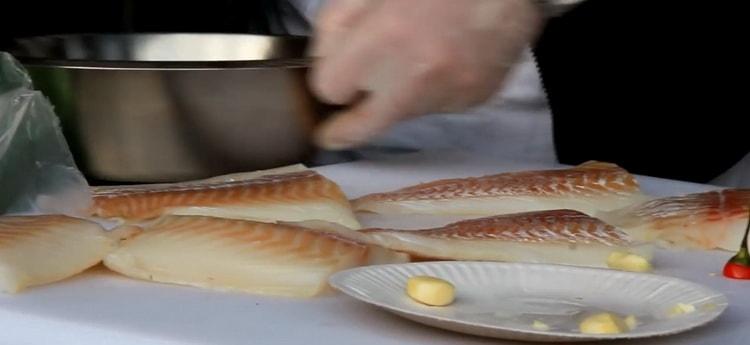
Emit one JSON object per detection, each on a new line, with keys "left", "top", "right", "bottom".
{"left": 329, "top": 262, "right": 728, "bottom": 342}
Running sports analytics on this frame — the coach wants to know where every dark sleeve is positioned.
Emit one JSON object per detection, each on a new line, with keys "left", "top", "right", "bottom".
{"left": 0, "top": 0, "right": 293, "bottom": 49}
{"left": 533, "top": 0, "right": 748, "bottom": 183}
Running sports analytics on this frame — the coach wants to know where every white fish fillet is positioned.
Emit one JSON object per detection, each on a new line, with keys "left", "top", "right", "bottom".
{"left": 601, "top": 189, "right": 750, "bottom": 251}
{"left": 0, "top": 215, "right": 116, "bottom": 293}
{"left": 91, "top": 165, "right": 361, "bottom": 229}
{"left": 356, "top": 210, "right": 653, "bottom": 270}
{"left": 104, "top": 216, "right": 408, "bottom": 297}
{"left": 352, "top": 161, "right": 647, "bottom": 217}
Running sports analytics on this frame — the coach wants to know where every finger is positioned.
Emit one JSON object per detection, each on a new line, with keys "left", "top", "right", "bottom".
{"left": 310, "top": 4, "right": 389, "bottom": 105}
{"left": 310, "top": 0, "right": 374, "bottom": 58}
{"left": 315, "top": 98, "right": 390, "bottom": 150}
{"left": 314, "top": 66, "right": 428, "bottom": 150}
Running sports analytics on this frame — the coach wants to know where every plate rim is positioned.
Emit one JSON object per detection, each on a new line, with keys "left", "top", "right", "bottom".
{"left": 329, "top": 261, "right": 729, "bottom": 341}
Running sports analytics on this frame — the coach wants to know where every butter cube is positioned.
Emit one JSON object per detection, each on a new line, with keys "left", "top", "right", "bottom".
{"left": 406, "top": 276, "right": 455, "bottom": 306}
{"left": 606, "top": 251, "right": 652, "bottom": 272}
{"left": 668, "top": 303, "right": 696, "bottom": 317}
{"left": 532, "top": 320, "right": 550, "bottom": 331}
{"left": 579, "top": 313, "right": 628, "bottom": 334}
{"left": 624, "top": 315, "right": 638, "bottom": 330}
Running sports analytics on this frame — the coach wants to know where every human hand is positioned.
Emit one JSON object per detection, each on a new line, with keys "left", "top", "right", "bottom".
{"left": 310, "top": 0, "right": 544, "bottom": 149}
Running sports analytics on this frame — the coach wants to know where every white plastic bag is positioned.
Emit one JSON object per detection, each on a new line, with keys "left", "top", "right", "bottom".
{"left": 0, "top": 52, "right": 91, "bottom": 215}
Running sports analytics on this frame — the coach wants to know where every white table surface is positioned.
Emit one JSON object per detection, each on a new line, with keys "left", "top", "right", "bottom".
{"left": 1, "top": 151, "right": 747, "bottom": 345}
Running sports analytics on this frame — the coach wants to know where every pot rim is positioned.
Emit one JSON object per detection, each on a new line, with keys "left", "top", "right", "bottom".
{"left": 10, "top": 33, "right": 312, "bottom": 71}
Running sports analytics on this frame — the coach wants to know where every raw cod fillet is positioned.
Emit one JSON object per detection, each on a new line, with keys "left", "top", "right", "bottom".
{"left": 90, "top": 165, "right": 361, "bottom": 229}
{"left": 352, "top": 161, "right": 647, "bottom": 217}
{"left": 355, "top": 210, "right": 653, "bottom": 270}
{"left": 0, "top": 215, "right": 116, "bottom": 293}
{"left": 601, "top": 189, "right": 750, "bottom": 251}
{"left": 103, "top": 215, "right": 408, "bottom": 297}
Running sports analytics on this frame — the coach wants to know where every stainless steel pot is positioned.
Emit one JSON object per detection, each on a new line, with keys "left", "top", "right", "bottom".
{"left": 10, "top": 33, "right": 329, "bottom": 183}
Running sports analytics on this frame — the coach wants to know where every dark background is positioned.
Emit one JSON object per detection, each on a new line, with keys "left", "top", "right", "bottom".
{"left": 534, "top": 1, "right": 748, "bottom": 184}
{"left": 1, "top": 0, "right": 747, "bottom": 184}
{"left": 0, "top": 1, "right": 292, "bottom": 45}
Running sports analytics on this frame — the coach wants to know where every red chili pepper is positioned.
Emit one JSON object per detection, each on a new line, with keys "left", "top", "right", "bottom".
{"left": 723, "top": 210, "right": 750, "bottom": 280}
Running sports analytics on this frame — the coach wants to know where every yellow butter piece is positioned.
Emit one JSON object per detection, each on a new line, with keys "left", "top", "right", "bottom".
{"left": 532, "top": 320, "right": 550, "bottom": 331}
{"left": 579, "top": 313, "right": 628, "bottom": 334}
{"left": 406, "top": 276, "right": 455, "bottom": 306}
{"left": 606, "top": 251, "right": 652, "bottom": 272}
{"left": 701, "top": 303, "right": 717, "bottom": 312}
{"left": 624, "top": 315, "right": 638, "bottom": 330}
{"left": 668, "top": 303, "right": 696, "bottom": 317}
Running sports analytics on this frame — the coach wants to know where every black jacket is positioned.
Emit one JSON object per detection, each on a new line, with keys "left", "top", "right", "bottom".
{"left": 533, "top": 1, "right": 748, "bottom": 183}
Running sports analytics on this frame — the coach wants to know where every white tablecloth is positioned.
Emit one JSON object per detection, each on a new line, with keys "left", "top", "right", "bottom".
{"left": 1, "top": 151, "right": 746, "bottom": 345}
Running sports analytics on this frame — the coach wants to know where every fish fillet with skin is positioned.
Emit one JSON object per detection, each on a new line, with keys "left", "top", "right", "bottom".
{"left": 601, "top": 189, "right": 750, "bottom": 251}
{"left": 356, "top": 210, "right": 653, "bottom": 270}
{"left": 90, "top": 165, "right": 361, "bottom": 229}
{"left": 103, "top": 216, "right": 408, "bottom": 297}
{"left": 0, "top": 215, "right": 117, "bottom": 293}
{"left": 352, "top": 161, "right": 646, "bottom": 217}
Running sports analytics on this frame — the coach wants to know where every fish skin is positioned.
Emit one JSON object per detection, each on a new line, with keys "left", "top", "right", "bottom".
{"left": 352, "top": 161, "right": 645, "bottom": 216}
{"left": 103, "top": 215, "right": 407, "bottom": 297}
{"left": 90, "top": 169, "right": 361, "bottom": 229}
{"left": 609, "top": 189, "right": 750, "bottom": 224}
{"left": 0, "top": 215, "right": 113, "bottom": 293}
{"left": 602, "top": 189, "right": 750, "bottom": 251}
